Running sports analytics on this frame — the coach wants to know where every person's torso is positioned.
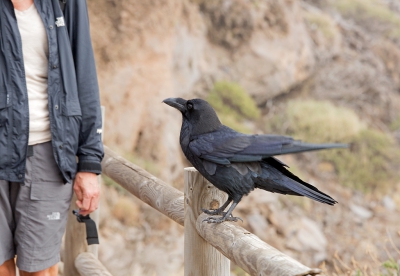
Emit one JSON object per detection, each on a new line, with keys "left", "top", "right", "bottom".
{"left": 15, "top": 3, "right": 52, "bottom": 145}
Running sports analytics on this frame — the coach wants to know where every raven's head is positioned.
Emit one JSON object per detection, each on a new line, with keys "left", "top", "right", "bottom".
{"left": 163, "top": 97, "right": 222, "bottom": 135}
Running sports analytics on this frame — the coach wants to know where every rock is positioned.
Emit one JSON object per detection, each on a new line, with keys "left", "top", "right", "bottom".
{"left": 297, "top": 217, "right": 327, "bottom": 252}
{"left": 285, "top": 217, "right": 327, "bottom": 261}
{"left": 382, "top": 195, "right": 396, "bottom": 211}
{"left": 247, "top": 211, "right": 269, "bottom": 239}
{"left": 350, "top": 204, "right": 373, "bottom": 220}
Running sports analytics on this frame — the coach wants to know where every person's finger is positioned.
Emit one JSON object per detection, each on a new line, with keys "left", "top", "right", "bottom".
{"left": 81, "top": 193, "right": 91, "bottom": 212}
{"left": 73, "top": 181, "right": 83, "bottom": 201}
{"left": 89, "top": 193, "right": 100, "bottom": 213}
{"left": 74, "top": 189, "right": 83, "bottom": 202}
{"left": 76, "top": 199, "right": 83, "bottom": 209}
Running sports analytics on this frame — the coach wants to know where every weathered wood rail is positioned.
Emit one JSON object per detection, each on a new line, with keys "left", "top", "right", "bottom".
{"left": 64, "top": 145, "right": 322, "bottom": 276}
{"left": 60, "top": 106, "right": 320, "bottom": 275}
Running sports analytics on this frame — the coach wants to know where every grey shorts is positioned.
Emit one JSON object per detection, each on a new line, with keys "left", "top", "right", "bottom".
{"left": 0, "top": 141, "right": 73, "bottom": 272}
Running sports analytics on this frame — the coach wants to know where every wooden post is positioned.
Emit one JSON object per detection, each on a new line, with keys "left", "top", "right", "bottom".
{"left": 64, "top": 194, "right": 87, "bottom": 276}
{"left": 75, "top": 252, "right": 113, "bottom": 276}
{"left": 184, "top": 167, "right": 230, "bottom": 276}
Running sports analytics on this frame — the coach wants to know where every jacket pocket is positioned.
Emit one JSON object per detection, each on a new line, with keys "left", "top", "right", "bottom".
{"left": 0, "top": 90, "right": 11, "bottom": 136}
{"left": 62, "top": 100, "right": 82, "bottom": 116}
{"left": 61, "top": 100, "right": 82, "bottom": 148}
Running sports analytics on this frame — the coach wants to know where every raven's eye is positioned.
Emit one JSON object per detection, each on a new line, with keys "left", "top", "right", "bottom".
{"left": 187, "top": 103, "right": 193, "bottom": 110}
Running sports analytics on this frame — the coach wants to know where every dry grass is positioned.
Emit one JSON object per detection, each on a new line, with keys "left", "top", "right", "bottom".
{"left": 324, "top": 231, "right": 400, "bottom": 275}
{"left": 304, "top": 12, "right": 336, "bottom": 39}
{"left": 332, "top": 0, "right": 400, "bottom": 38}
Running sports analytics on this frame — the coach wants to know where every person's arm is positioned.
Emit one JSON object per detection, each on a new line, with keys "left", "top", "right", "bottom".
{"left": 65, "top": 0, "right": 103, "bottom": 214}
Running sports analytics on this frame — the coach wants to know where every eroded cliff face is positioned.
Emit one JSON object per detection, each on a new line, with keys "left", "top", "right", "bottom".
{"left": 88, "top": 0, "right": 196, "bottom": 182}
{"left": 86, "top": 1, "right": 400, "bottom": 274}
{"left": 87, "top": 0, "right": 353, "bottom": 182}
{"left": 89, "top": 0, "right": 400, "bottom": 183}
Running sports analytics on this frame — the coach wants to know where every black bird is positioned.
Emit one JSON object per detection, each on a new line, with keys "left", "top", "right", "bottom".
{"left": 163, "top": 97, "right": 346, "bottom": 223}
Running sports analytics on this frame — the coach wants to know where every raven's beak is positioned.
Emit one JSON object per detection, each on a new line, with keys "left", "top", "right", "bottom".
{"left": 163, "top": 97, "right": 187, "bottom": 112}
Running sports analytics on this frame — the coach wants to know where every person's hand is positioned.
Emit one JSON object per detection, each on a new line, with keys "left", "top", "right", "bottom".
{"left": 73, "top": 172, "right": 100, "bottom": 216}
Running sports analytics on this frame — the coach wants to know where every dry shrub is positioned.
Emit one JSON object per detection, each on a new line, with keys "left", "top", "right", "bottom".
{"left": 285, "top": 100, "right": 363, "bottom": 143}
{"left": 269, "top": 99, "right": 400, "bottom": 193}
{"left": 326, "top": 231, "right": 400, "bottom": 276}
{"left": 320, "top": 129, "right": 400, "bottom": 193}
{"left": 304, "top": 12, "right": 337, "bottom": 40}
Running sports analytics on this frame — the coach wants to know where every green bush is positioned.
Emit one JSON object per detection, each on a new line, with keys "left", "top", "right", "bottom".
{"left": 320, "top": 129, "right": 400, "bottom": 192}
{"left": 207, "top": 81, "right": 260, "bottom": 133}
{"left": 390, "top": 116, "right": 400, "bottom": 131}
{"left": 271, "top": 99, "right": 363, "bottom": 143}
{"left": 381, "top": 259, "right": 399, "bottom": 275}
{"left": 269, "top": 99, "right": 400, "bottom": 193}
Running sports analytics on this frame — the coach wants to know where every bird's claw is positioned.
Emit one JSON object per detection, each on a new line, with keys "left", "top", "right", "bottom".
{"left": 201, "top": 208, "right": 224, "bottom": 216}
{"left": 202, "top": 215, "right": 243, "bottom": 224}
{"left": 202, "top": 216, "right": 225, "bottom": 223}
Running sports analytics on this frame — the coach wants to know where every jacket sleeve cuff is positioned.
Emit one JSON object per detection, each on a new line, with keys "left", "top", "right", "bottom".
{"left": 77, "top": 160, "right": 102, "bottom": 175}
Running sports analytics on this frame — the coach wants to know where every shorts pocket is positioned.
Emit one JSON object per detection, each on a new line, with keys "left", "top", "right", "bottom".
{"left": 30, "top": 181, "right": 73, "bottom": 201}
{"left": 29, "top": 142, "right": 73, "bottom": 201}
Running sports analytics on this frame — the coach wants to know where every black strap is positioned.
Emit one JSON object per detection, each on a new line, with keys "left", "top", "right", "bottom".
{"left": 59, "top": 0, "right": 66, "bottom": 13}
{"left": 72, "top": 210, "right": 99, "bottom": 245}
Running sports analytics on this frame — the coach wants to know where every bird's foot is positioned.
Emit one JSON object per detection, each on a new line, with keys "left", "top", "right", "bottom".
{"left": 202, "top": 214, "right": 243, "bottom": 224}
{"left": 201, "top": 208, "right": 224, "bottom": 216}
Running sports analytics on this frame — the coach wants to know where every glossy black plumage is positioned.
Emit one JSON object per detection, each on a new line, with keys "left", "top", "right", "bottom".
{"left": 164, "top": 97, "right": 345, "bottom": 223}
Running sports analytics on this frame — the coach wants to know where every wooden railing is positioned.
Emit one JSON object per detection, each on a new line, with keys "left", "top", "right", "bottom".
{"left": 63, "top": 145, "right": 322, "bottom": 276}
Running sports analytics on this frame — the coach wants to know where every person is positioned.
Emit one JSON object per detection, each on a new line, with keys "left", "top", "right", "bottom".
{"left": 0, "top": 0, "right": 104, "bottom": 275}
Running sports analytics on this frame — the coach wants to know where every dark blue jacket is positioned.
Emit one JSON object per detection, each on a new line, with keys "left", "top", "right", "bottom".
{"left": 0, "top": 0, "right": 103, "bottom": 183}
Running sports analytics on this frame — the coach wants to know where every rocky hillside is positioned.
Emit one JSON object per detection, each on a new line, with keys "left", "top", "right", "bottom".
{"left": 85, "top": 0, "right": 400, "bottom": 275}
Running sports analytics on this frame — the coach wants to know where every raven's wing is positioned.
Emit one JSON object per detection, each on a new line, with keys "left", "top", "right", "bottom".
{"left": 189, "top": 126, "right": 346, "bottom": 175}
{"left": 189, "top": 126, "right": 304, "bottom": 163}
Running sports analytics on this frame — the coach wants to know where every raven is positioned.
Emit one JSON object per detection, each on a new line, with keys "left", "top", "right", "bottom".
{"left": 163, "top": 97, "right": 346, "bottom": 223}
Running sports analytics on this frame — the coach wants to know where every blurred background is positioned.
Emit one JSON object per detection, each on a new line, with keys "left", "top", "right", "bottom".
{"left": 84, "top": 0, "right": 400, "bottom": 275}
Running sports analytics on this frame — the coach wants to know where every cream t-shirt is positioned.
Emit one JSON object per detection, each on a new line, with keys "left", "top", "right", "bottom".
{"left": 15, "top": 4, "right": 52, "bottom": 145}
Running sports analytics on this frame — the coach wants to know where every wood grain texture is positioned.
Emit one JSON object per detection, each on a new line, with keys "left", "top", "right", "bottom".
{"left": 64, "top": 194, "right": 88, "bottom": 276}
{"left": 196, "top": 212, "right": 321, "bottom": 276}
{"left": 184, "top": 167, "right": 230, "bottom": 276}
{"left": 102, "top": 145, "right": 185, "bottom": 225}
{"left": 102, "top": 148, "right": 321, "bottom": 276}
{"left": 75, "top": 252, "right": 113, "bottom": 276}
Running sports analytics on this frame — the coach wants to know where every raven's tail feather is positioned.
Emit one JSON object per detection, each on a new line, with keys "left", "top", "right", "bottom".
{"left": 282, "top": 178, "right": 337, "bottom": 205}
{"left": 279, "top": 142, "right": 348, "bottom": 155}
{"left": 257, "top": 157, "right": 337, "bottom": 205}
